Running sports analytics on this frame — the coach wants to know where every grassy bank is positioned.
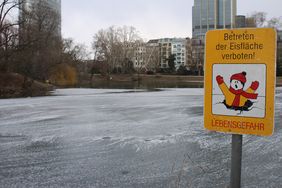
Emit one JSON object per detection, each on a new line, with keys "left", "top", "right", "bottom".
{"left": 0, "top": 73, "right": 54, "bottom": 99}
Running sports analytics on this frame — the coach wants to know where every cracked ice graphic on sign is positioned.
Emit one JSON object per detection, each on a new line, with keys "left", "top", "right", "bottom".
{"left": 212, "top": 64, "right": 266, "bottom": 118}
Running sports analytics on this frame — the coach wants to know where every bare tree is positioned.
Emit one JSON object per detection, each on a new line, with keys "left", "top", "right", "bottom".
{"left": 143, "top": 42, "right": 160, "bottom": 73}
{"left": 17, "top": 0, "right": 61, "bottom": 81}
{"left": 92, "top": 25, "right": 142, "bottom": 75}
{"left": 62, "top": 38, "right": 91, "bottom": 80}
{"left": 62, "top": 38, "right": 90, "bottom": 63}
{"left": 0, "top": 0, "right": 22, "bottom": 34}
{"left": 249, "top": 12, "right": 267, "bottom": 27}
{"left": 246, "top": 12, "right": 282, "bottom": 29}
{"left": 0, "top": 0, "right": 23, "bottom": 72}
{"left": 0, "top": 21, "right": 18, "bottom": 71}
{"left": 267, "top": 17, "right": 282, "bottom": 29}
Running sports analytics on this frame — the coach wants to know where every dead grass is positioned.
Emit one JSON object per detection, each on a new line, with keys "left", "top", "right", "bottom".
{"left": 0, "top": 72, "right": 53, "bottom": 98}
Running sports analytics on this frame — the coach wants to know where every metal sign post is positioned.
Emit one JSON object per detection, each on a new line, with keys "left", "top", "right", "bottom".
{"left": 229, "top": 18, "right": 243, "bottom": 188}
{"left": 230, "top": 134, "right": 243, "bottom": 188}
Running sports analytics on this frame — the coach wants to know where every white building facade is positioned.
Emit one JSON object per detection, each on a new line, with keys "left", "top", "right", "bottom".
{"left": 133, "top": 44, "right": 146, "bottom": 71}
{"left": 158, "top": 38, "right": 189, "bottom": 70}
{"left": 171, "top": 38, "right": 186, "bottom": 70}
{"left": 131, "top": 38, "right": 191, "bottom": 72}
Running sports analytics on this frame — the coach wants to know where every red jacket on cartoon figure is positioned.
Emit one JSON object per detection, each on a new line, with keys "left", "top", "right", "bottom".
{"left": 216, "top": 72, "right": 259, "bottom": 110}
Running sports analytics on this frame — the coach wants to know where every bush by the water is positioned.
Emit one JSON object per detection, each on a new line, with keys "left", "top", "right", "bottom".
{"left": 49, "top": 64, "right": 78, "bottom": 87}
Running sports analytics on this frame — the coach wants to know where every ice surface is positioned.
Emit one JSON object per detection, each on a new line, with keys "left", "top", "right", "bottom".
{"left": 0, "top": 88, "right": 281, "bottom": 187}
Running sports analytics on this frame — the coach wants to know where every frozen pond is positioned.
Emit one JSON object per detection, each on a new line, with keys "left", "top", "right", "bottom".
{"left": 0, "top": 88, "right": 281, "bottom": 187}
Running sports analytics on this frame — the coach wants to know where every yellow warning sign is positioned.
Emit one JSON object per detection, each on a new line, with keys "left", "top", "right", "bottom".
{"left": 204, "top": 28, "right": 276, "bottom": 136}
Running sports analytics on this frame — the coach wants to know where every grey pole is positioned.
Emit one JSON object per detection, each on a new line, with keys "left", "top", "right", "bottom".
{"left": 230, "top": 134, "right": 243, "bottom": 188}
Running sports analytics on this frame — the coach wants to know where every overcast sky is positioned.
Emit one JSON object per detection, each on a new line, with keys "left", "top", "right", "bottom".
{"left": 62, "top": 0, "right": 282, "bottom": 50}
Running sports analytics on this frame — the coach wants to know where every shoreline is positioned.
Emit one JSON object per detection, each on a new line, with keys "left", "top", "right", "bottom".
{"left": 1, "top": 73, "right": 282, "bottom": 99}
{"left": 87, "top": 74, "right": 282, "bottom": 88}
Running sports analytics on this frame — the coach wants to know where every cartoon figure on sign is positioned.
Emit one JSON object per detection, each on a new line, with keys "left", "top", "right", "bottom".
{"left": 216, "top": 71, "right": 259, "bottom": 112}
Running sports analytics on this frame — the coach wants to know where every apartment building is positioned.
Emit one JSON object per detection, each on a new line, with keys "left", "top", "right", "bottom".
{"left": 171, "top": 38, "right": 187, "bottom": 70}
{"left": 159, "top": 38, "right": 172, "bottom": 69}
{"left": 131, "top": 38, "right": 192, "bottom": 72}
{"left": 133, "top": 43, "right": 146, "bottom": 71}
{"left": 145, "top": 40, "right": 161, "bottom": 72}
{"left": 185, "top": 38, "right": 193, "bottom": 70}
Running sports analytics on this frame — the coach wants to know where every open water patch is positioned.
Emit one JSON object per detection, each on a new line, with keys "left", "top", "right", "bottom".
{"left": 52, "top": 88, "right": 163, "bottom": 97}
{"left": 104, "top": 88, "right": 163, "bottom": 94}
{"left": 186, "top": 106, "right": 203, "bottom": 117}
{"left": 0, "top": 133, "right": 28, "bottom": 143}
{"left": 24, "top": 136, "right": 62, "bottom": 152}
